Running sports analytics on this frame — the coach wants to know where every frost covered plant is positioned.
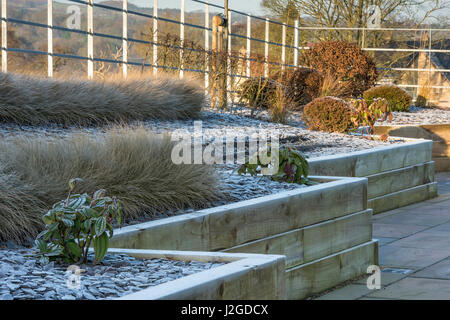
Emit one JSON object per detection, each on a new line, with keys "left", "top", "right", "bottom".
{"left": 35, "top": 178, "right": 122, "bottom": 265}
{"left": 351, "top": 98, "right": 392, "bottom": 138}
{"left": 238, "top": 147, "right": 312, "bottom": 185}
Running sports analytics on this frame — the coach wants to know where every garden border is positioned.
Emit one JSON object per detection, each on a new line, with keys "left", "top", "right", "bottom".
{"left": 108, "top": 249, "right": 286, "bottom": 300}
{"left": 111, "top": 176, "right": 377, "bottom": 300}
{"left": 374, "top": 124, "right": 450, "bottom": 172}
{"left": 308, "top": 139, "right": 438, "bottom": 213}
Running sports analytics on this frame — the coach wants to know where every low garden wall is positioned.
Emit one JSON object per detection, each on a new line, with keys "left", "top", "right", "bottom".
{"left": 111, "top": 176, "right": 377, "bottom": 300}
{"left": 109, "top": 249, "right": 286, "bottom": 300}
{"left": 308, "top": 139, "right": 438, "bottom": 214}
{"left": 374, "top": 124, "right": 450, "bottom": 172}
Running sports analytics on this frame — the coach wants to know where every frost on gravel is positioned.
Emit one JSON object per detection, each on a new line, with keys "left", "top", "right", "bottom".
{"left": 0, "top": 107, "right": 407, "bottom": 158}
{"left": 0, "top": 248, "right": 225, "bottom": 300}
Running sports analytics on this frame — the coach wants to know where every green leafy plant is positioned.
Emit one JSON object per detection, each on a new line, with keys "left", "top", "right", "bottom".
{"left": 363, "top": 85, "right": 412, "bottom": 112}
{"left": 238, "top": 147, "right": 311, "bottom": 185}
{"left": 35, "top": 178, "right": 122, "bottom": 265}
{"left": 351, "top": 98, "right": 392, "bottom": 136}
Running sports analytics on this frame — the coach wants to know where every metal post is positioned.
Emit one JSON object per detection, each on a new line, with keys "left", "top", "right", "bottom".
{"left": 281, "top": 22, "right": 286, "bottom": 71}
{"left": 153, "top": 0, "right": 158, "bottom": 76}
{"left": 2, "top": 0, "right": 7, "bottom": 73}
{"left": 48, "top": 0, "right": 53, "bottom": 77}
{"left": 361, "top": 27, "right": 365, "bottom": 49}
{"left": 179, "top": 0, "right": 185, "bottom": 79}
{"left": 204, "top": 1, "right": 209, "bottom": 93}
{"left": 87, "top": 0, "right": 93, "bottom": 79}
{"left": 264, "top": 18, "right": 269, "bottom": 78}
{"left": 246, "top": 14, "right": 251, "bottom": 78}
{"left": 294, "top": 20, "right": 299, "bottom": 67}
{"left": 122, "top": 0, "right": 127, "bottom": 78}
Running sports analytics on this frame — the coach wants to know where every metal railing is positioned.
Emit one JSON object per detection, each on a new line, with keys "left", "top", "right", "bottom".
{"left": 1, "top": 0, "right": 449, "bottom": 101}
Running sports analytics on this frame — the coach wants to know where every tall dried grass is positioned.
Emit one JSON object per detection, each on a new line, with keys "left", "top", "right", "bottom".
{"left": 0, "top": 72, "right": 204, "bottom": 126}
{"left": 0, "top": 127, "right": 221, "bottom": 242}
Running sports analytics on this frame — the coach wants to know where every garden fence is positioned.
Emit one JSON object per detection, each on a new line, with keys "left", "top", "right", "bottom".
{"left": 1, "top": 0, "right": 449, "bottom": 102}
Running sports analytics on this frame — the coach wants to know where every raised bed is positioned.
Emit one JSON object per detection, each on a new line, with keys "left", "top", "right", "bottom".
{"left": 308, "top": 139, "right": 438, "bottom": 214}
{"left": 108, "top": 249, "right": 286, "bottom": 300}
{"left": 374, "top": 124, "right": 450, "bottom": 172}
{"left": 110, "top": 176, "right": 377, "bottom": 300}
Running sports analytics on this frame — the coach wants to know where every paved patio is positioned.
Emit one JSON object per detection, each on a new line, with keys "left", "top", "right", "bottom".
{"left": 315, "top": 171, "right": 450, "bottom": 300}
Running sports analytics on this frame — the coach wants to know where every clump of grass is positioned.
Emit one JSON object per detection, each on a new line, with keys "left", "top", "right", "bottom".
{"left": 0, "top": 166, "right": 47, "bottom": 243}
{"left": 0, "top": 72, "right": 204, "bottom": 126}
{"left": 0, "top": 127, "right": 221, "bottom": 242}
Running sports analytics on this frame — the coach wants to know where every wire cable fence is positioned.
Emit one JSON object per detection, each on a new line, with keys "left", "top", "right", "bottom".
{"left": 1, "top": 0, "right": 449, "bottom": 103}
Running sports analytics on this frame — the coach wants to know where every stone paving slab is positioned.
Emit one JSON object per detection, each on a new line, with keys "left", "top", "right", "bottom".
{"left": 390, "top": 231, "right": 450, "bottom": 250}
{"left": 315, "top": 284, "right": 372, "bottom": 300}
{"left": 423, "top": 222, "right": 450, "bottom": 233}
{"left": 410, "top": 258, "right": 450, "bottom": 280}
{"left": 379, "top": 245, "right": 450, "bottom": 268}
{"left": 373, "top": 223, "right": 429, "bottom": 238}
{"left": 373, "top": 210, "right": 450, "bottom": 227}
{"left": 366, "top": 277, "right": 450, "bottom": 300}
{"left": 312, "top": 171, "right": 450, "bottom": 300}
{"left": 355, "top": 272, "right": 409, "bottom": 287}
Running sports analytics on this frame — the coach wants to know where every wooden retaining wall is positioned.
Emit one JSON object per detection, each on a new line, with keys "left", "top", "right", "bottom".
{"left": 374, "top": 124, "right": 450, "bottom": 172}
{"left": 308, "top": 140, "right": 438, "bottom": 214}
{"left": 109, "top": 249, "right": 286, "bottom": 300}
{"left": 111, "top": 176, "right": 377, "bottom": 300}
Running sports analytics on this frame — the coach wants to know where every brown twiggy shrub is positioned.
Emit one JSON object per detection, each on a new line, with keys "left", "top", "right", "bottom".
{"left": 363, "top": 85, "right": 412, "bottom": 112}
{"left": 239, "top": 77, "right": 277, "bottom": 110}
{"left": 303, "top": 97, "right": 355, "bottom": 133}
{"left": 274, "top": 68, "right": 324, "bottom": 109}
{"left": 305, "top": 41, "right": 378, "bottom": 97}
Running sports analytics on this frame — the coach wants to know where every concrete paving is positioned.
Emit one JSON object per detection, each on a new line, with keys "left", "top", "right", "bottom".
{"left": 315, "top": 172, "right": 450, "bottom": 300}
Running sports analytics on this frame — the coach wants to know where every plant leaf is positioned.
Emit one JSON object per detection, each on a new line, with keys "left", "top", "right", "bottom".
{"left": 95, "top": 217, "right": 107, "bottom": 237}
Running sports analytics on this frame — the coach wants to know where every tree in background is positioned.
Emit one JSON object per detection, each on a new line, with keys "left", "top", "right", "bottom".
{"left": 261, "top": 0, "right": 449, "bottom": 42}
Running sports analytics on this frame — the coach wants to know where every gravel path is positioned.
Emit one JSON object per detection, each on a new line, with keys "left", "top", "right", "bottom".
{"left": 0, "top": 248, "right": 225, "bottom": 300}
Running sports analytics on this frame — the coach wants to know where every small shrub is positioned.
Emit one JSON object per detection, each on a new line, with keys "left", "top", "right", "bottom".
{"left": 303, "top": 97, "right": 355, "bottom": 133}
{"left": 35, "top": 179, "right": 122, "bottom": 265}
{"left": 351, "top": 98, "right": 392, "bottom": 135}
{"left": 415, "top": 95, "right": 428, "bottom": 107}
{"left": 364, "top": 85, "right": 412, "bottom": 112}
{"left": 238, "top": 147, "right": 311, "bottom": 185}
{"left": 305, "top": 41, "right": 378, "bottom": 97}
{"left": 239, "top": 77, "right": 277, "bottom": 110}
{"left": 275, "top": 68, "right": 324, "bottom": 108}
